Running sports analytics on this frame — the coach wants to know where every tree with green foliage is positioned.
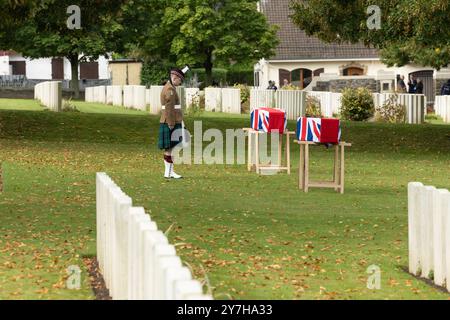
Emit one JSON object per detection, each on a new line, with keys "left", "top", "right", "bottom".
{"left": 0, "top": 0, "right": 39, "bottom": 49}
{"left": 139, "top": 0, "right": 279, "bottom": 86}
{"left": 290, "top": 0, "right": 450, "bottom": 69}
{"left": 9, "top": 0, "right": 129, "bottom": 98}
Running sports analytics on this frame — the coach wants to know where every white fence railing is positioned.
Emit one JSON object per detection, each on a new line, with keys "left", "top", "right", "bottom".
{"left": 250, "top": 89, "right": 275, "bottom": 110}
{"left": 276, "top": 90, "right": 307, "bottom": 120}
{"left": 306, "top": 91, "right": 342, "bottom": 118}
{"left": 34, "top": 81, "right": 62, "bottom": 112}
{"left": 278, "top": 90, "right": 427, "bottom": 124}
{"left": 435, "top": 96, "right": 450, "bottom": 123}
{"left": 249, "top": 89, "right": 306, "bottom": 120}
{"left": 96, "top": 172, "right": 213, "bottom": 300}
{"left": 408, "top": 182, "right": 450, "bottom": 292}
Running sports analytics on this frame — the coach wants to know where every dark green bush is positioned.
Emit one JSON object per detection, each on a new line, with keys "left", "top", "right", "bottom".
{"left": 340, "top": 87, "right": 375, "bottom": 121}
{"left": 141, "top": 61, "right": 171, "bottom": 86}
{"left": 227, "top": 69, "right": 254, "bottom": 86}
{"left": 142, "top": 62, "right": 254, "bottom": 87}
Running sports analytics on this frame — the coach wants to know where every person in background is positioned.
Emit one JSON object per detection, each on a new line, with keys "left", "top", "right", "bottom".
{"left": 397, "top": 75, "right": 407, "bottom": 93}
{"left": 267, "top": 80, "right": 278, "bottom": 91}
{"left": 440, "top": 79, "right": 450, "bottom": 95}
{"left": 408, "top": 75, "right": 417, "bottom": 94}
{"left": 416, "top": 78, "right": 424, "bottom": 94}
{"left": 158, "top": 66, "right": 189, "bottom": 179}
{"left": 282, "top": 78, "right": 290, "bottom": 88}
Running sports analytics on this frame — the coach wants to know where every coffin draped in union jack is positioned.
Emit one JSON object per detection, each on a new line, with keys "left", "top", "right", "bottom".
{"left": 296, "top": 117, "right": 341, "bottom": 144}
{"left": 250, "top": 107, "right": 287, "bottom": 134}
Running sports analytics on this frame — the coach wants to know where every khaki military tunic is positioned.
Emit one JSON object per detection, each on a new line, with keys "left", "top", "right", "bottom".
{"left": 160, "top": 81, "right": 183, "bottom": 127}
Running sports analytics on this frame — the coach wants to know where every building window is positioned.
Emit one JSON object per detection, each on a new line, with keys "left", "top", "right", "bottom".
{"left": 291, "top": 68, "right": 312, "bottom": 89}
{"left": 279, "top": 69, "right": 291, "bottom": 87}
{"left": 343, "top": 67, "right": 364, "bottom": 76}
{"left": 254, "top": 71, "right": 260, "bottom": 87}
{"left": 278, "top": 68, "right": 312, "bottom": 89}
{"left": 313, "top": 68, "right": 324, "bottom": 77}
{"left": 9, "top": 61, "right": 26, "bottom": 76}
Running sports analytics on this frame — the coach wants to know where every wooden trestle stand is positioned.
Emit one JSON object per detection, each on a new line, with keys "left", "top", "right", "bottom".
{"left": 295, "top": 141, "right": 352, "bottom": 194}
{"left": 243, "top": 128, "right": 295, "bottom": 174}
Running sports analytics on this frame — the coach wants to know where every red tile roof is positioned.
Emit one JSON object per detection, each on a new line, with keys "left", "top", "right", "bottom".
{"left": 0, "top": 50, "right": 16, "bottom": 56}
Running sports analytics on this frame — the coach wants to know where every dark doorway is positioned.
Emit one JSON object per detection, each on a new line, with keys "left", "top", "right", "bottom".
{"left": 9, "top": 61, "right": 26, "bottom": 75}
{"left": 52, "top": 58, "right": 64, "bottom": 79}
{"left": 80, "top": 62, "right": 99, "bottom": 80}
{"left": 409, "top": 70, "right": 434, "bottom": 104}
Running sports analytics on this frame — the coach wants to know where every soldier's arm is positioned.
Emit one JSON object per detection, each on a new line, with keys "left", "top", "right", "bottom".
{"left": 164, "top": 88, "right": 176, "bottom": 128}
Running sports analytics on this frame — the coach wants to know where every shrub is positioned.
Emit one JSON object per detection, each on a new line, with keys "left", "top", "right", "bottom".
{"left": 234, "top": 84, "right": 250, "bottom": 103}
{"left": 62, "top": 98, "right": 79, "bottom": 112}
{"left": 280, "top": 84, "right": 301, "bottom": 90}
{"left": 340, "top": 87, "right": 375, "bottom": 121}
{"left": 305, "top": 95, "right": 322, "bottom": 118}
{"left": 375, "top": 94, "right": 406, "bottom": 123}
{"left": 425, "top": 113, "right": 440, "bottom": 121}
{"left": 185, "top": 92, "right": 204, "bottom": 118}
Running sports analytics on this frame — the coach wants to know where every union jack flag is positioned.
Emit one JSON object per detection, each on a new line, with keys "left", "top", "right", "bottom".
{"left": 251, "top": 108, "right": 287, "bottom": 133}
{"left": 296, "top": 117, "right": 341, "bottom": 144}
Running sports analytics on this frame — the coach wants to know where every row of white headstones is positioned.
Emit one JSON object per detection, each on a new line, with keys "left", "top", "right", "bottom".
{"left": 408, "top": 182, "right": 450, "bottom": 292}
{"left": 96, "top": 172, "right": 213, "bottom": 300}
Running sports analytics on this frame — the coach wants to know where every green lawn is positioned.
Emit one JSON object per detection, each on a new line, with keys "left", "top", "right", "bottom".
{"left": 0, "top": 98, "right": 450, "bottom": 300}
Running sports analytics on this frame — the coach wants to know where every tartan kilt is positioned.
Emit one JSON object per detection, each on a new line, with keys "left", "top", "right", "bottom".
{"left": 158, "top": 123, "right": 183, "bottom": 150}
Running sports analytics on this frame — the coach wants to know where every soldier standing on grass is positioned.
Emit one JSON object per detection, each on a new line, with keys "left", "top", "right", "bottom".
{"left": 158, "top": 66, "right": 189, "bottom": 179}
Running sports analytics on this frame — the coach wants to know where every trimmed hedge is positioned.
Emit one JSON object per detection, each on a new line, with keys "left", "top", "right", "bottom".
{"left": 141, "top": 62, "right": 255, "bottom": 88}
{"left": 185, "top": 68, "right": 254, "bottom": 88}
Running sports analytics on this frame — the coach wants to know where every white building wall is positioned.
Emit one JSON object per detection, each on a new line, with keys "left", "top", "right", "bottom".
{"left": 64, "top": 57, "right": 72, "bottom": 80}
{"left": 257, "top": 58, "right": 436, "bottom": 89}
{"left": 65, "top": 55, "right": 110, "bottom": 80}
{"left": 0, "top": 56, "right": 9, "bottom": 75}
{"left": 98, "top": 55, "right": 110, "bottom": 79}
{"left": 8, "top": 54, "right": 26, "bottom": 62}
{"left": 26, "top": 58, "right": 52, "bottom": 79}
{"left": 3, "top": 53, "right": 110, "bottom": 80}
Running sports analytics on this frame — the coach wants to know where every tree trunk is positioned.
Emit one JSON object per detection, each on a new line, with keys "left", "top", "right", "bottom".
{"left": 204, "top": 50, "right": 213, "bottom": 87}
{"left": 69, "top": 54, "right": 80, "bottom": 99}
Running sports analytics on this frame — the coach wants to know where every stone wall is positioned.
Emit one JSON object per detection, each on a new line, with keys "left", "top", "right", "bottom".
{"left": 313, "top": 78, "right": 380, "bottom": 93}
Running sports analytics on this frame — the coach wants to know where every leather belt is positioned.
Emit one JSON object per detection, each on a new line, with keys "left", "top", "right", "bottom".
{"left": 161, "top": 105, "right": 182, "bottom": 110}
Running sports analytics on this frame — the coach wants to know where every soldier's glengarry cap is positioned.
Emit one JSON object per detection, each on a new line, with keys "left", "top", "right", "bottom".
{"left": 170, "top": 66, "right": 190, "bottom": 81}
